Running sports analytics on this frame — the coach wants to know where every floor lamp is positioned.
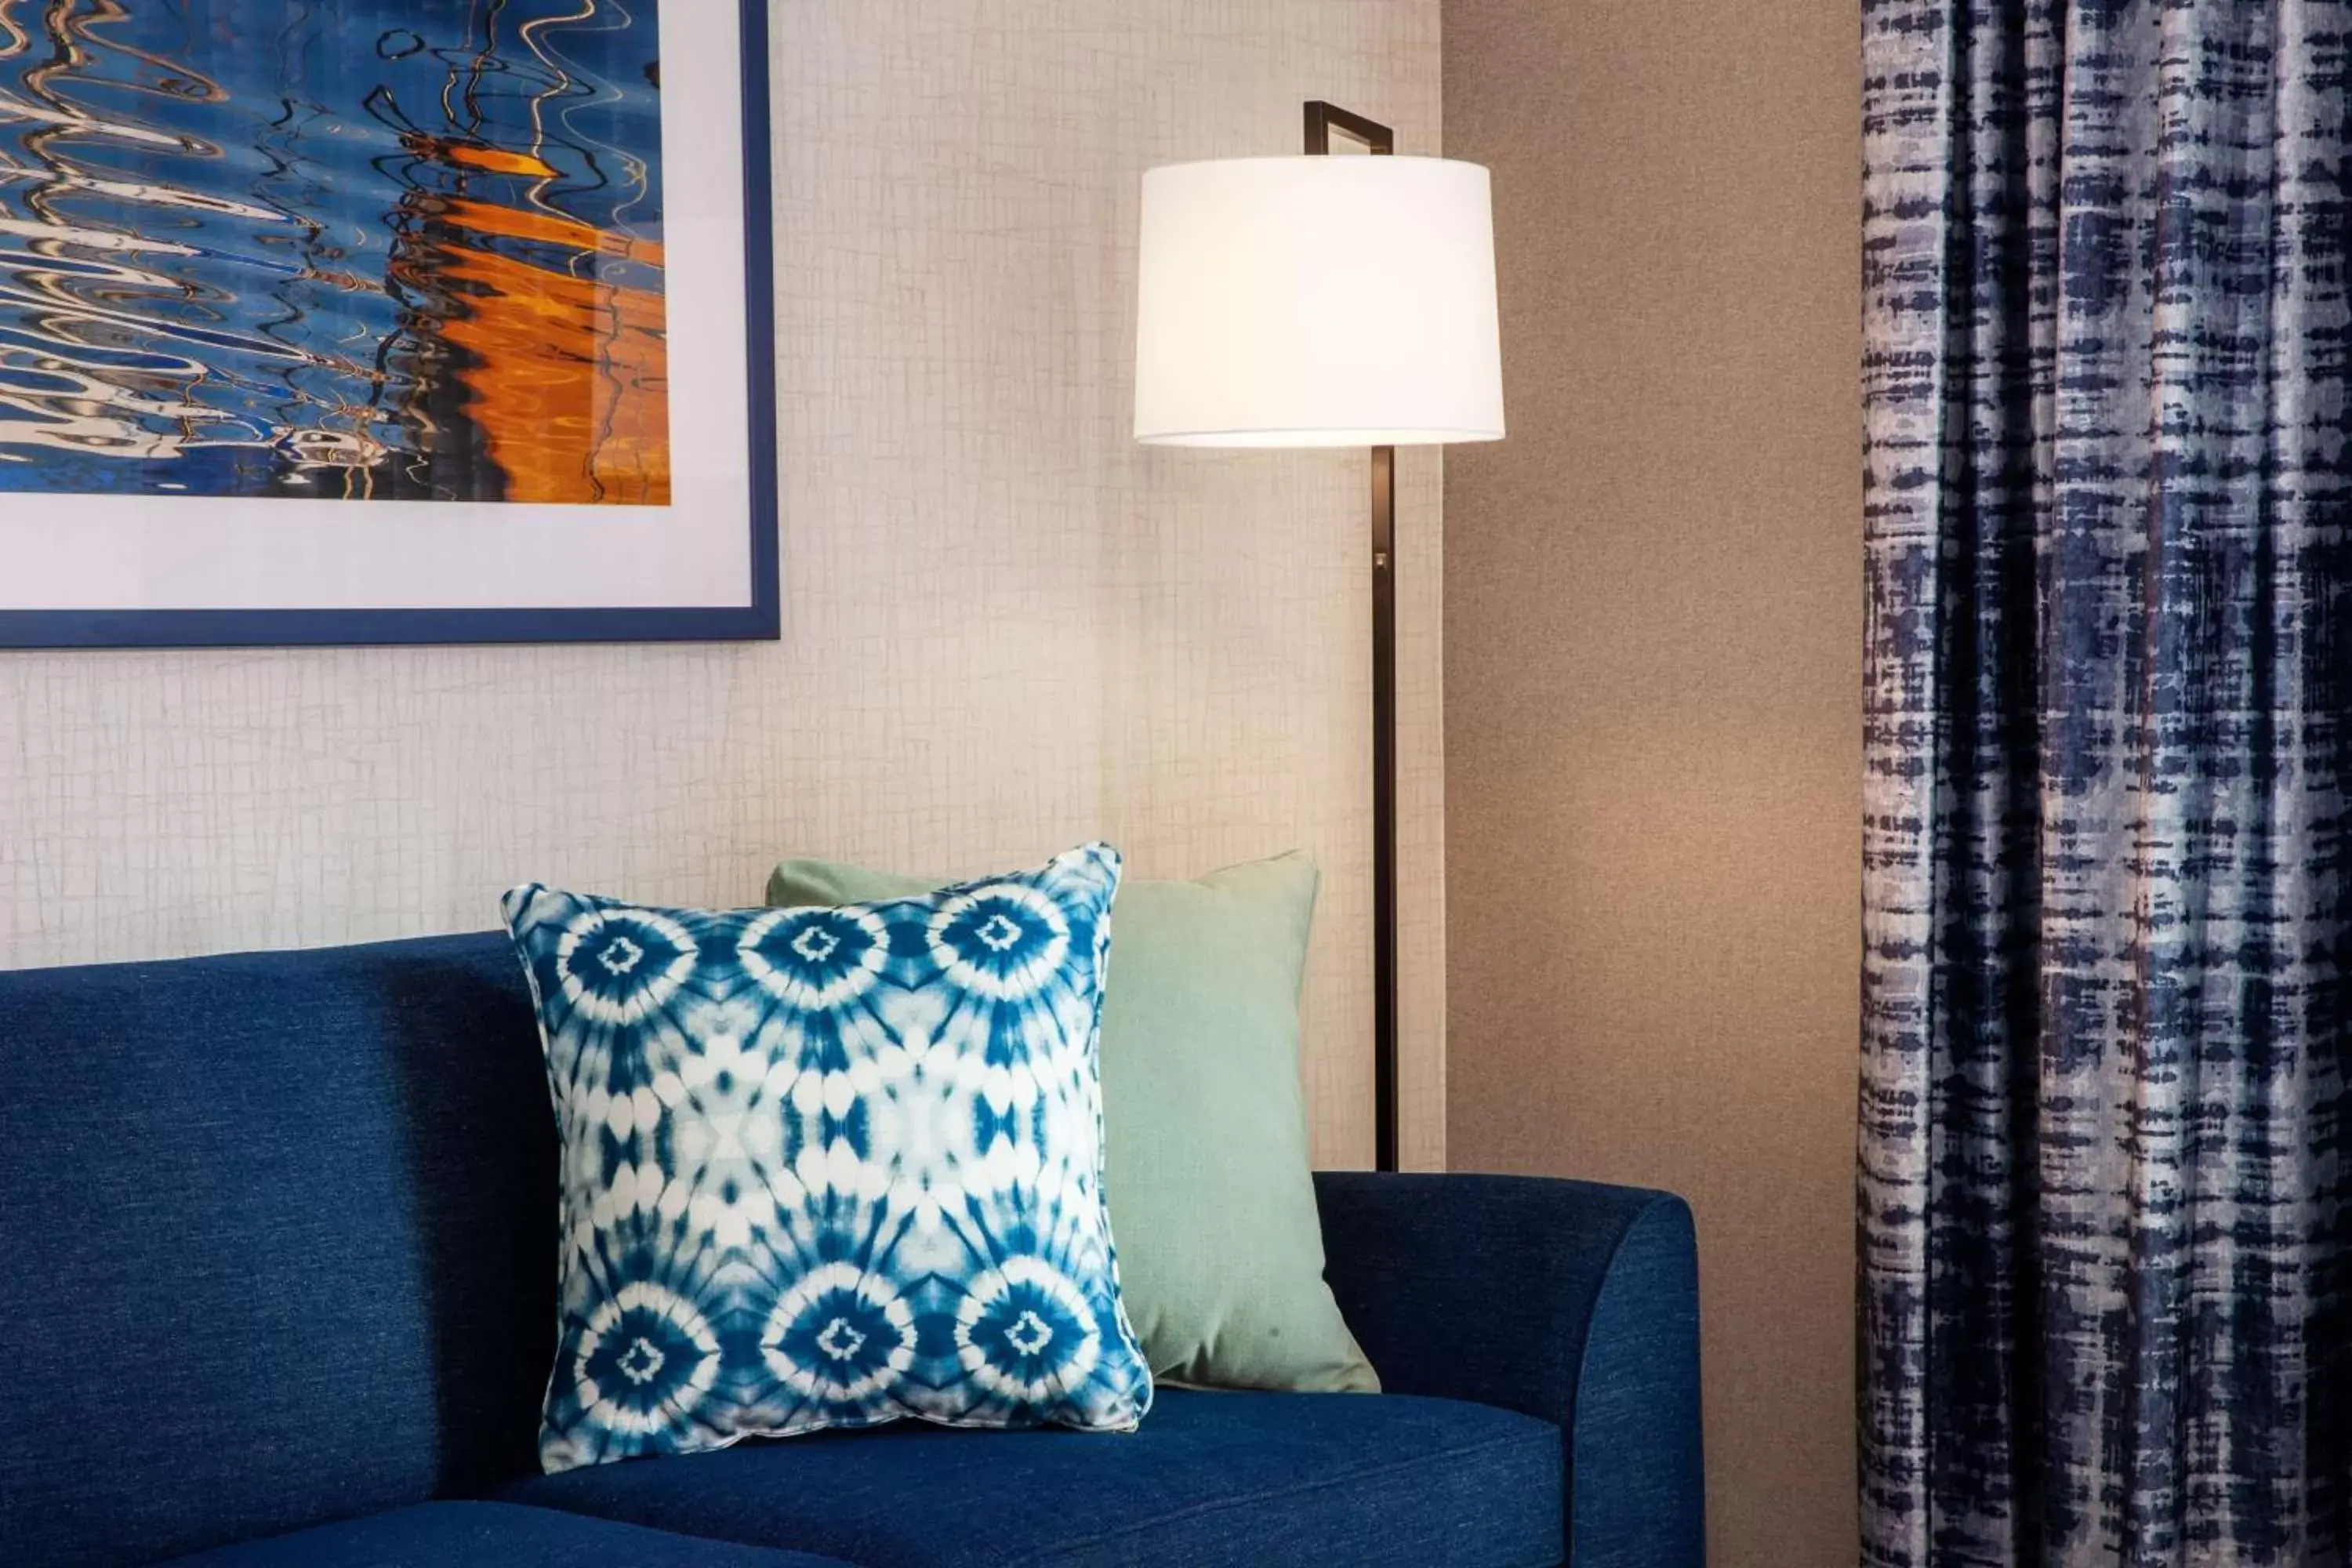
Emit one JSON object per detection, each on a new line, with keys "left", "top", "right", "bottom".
{"left": 1131, "top": 103, "right": 1504, "bottom": 1171}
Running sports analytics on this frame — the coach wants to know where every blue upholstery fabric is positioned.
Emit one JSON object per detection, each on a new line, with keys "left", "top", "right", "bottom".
{"left": 154, "top": 1502, "right": 855, "bottom": 1567}
{"left": 0, "top": 935, "right": 556, "bottom": 1568}
{"left": 499, "top": 1387, "right": 1562, "bottom": 1567}
{"left": 1, "top": 927, "right": 1690, "bottom": 1568}
{"left": 1314, "top": 1172, "right": 1704, "bottom": 1568}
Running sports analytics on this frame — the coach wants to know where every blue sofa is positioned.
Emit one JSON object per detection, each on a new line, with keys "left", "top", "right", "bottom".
{"left": 0, "top": 934, "right": 1704, "bottom": 1567}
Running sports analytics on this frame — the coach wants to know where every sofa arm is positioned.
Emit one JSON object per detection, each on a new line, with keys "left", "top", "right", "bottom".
{"left": 1313, "top": 1172, "right": 1704, "bottom": 1568}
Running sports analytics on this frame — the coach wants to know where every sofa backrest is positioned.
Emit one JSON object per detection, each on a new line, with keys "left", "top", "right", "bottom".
{"left": 0, "top": 933, "right": 558, "bottom": 1568}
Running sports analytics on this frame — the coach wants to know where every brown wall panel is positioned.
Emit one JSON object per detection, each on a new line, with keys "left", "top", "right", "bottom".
{"left": 1442, "top": 2, "right": 1863, "bottom": 1561}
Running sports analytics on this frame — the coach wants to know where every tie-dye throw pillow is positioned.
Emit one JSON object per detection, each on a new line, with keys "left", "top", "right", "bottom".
{"left": 501, "top": 843, "right": 1152, "bottom": 1473}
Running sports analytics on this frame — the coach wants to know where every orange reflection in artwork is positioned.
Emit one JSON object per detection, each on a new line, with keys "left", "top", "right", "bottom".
{"left": 392, "top": 153, "right": 671, "bottom": 506}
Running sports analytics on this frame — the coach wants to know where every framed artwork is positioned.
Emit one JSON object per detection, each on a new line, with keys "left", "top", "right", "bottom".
{"left": 0, "top": 0, "right": 777, "bottom": 648}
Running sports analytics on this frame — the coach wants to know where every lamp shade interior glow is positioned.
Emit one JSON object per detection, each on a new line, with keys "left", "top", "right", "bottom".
{"left": 1132, "top": 155, "right": 1504, "bottom": 448}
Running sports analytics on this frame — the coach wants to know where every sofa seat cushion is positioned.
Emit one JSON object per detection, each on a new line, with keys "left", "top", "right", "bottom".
{"left": 500, "top": 1389, "right": 1563, "bottom": 1568}
{"left": 154, "top": 1501, "right": 859, "bottom": 1567}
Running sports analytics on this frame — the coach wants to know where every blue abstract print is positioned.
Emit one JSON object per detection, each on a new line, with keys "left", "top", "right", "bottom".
{"left": 1861, "top": 4, "right": 2352, "bottom": 1564}
{"left": 0, "top": 1, "right": 669, "bottom": 504}
{"left": 502, "top": 845, "right": 1152, "bottom": 1473}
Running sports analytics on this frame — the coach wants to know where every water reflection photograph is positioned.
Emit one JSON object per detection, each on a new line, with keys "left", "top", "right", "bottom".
{"left": 1, "top": 0, "right": 671, "bottom": 502}
{"left": 0, "top": 0, "right": 774, "bottom": 647}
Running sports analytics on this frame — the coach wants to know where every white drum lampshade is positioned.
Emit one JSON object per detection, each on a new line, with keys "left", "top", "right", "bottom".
{"left": 1132, "top": 155, "right": 1504, "bottom": 448}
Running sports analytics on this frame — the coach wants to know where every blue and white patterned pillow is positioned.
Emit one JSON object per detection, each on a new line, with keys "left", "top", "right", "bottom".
{"left": 501, "top": 844, "right": 1152, "bottom": 1472}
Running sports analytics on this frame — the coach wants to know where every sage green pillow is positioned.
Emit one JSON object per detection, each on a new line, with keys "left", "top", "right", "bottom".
{"left": 767, "top": 849, "right": 1378, "bottom": 1394}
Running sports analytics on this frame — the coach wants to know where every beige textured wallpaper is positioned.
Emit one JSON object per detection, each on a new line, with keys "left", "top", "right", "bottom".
{"left": 1443, "top": 0, "right": 1861, "bottom": 1562}
{"left": 0, "top": 1, "right": 1445, "bottom": 1171}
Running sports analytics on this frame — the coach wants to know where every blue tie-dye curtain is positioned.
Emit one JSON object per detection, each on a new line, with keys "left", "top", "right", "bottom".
{"left": 1860, "top": 2, "right": 2352, "bottom": 1563}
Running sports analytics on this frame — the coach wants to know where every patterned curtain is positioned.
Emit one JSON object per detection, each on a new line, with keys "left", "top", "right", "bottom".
{"left": 1860, "top": 3, "right": 2352, "bottom": 1565}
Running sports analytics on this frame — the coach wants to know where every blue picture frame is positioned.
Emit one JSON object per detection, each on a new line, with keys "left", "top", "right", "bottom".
{"left": 0, "top": 0, "right": 779, "bottom": 650}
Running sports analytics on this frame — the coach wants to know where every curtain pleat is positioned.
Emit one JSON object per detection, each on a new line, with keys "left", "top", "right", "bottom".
{"left": 1860, "top": 3, "right": 2352, "bottom": 1563}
